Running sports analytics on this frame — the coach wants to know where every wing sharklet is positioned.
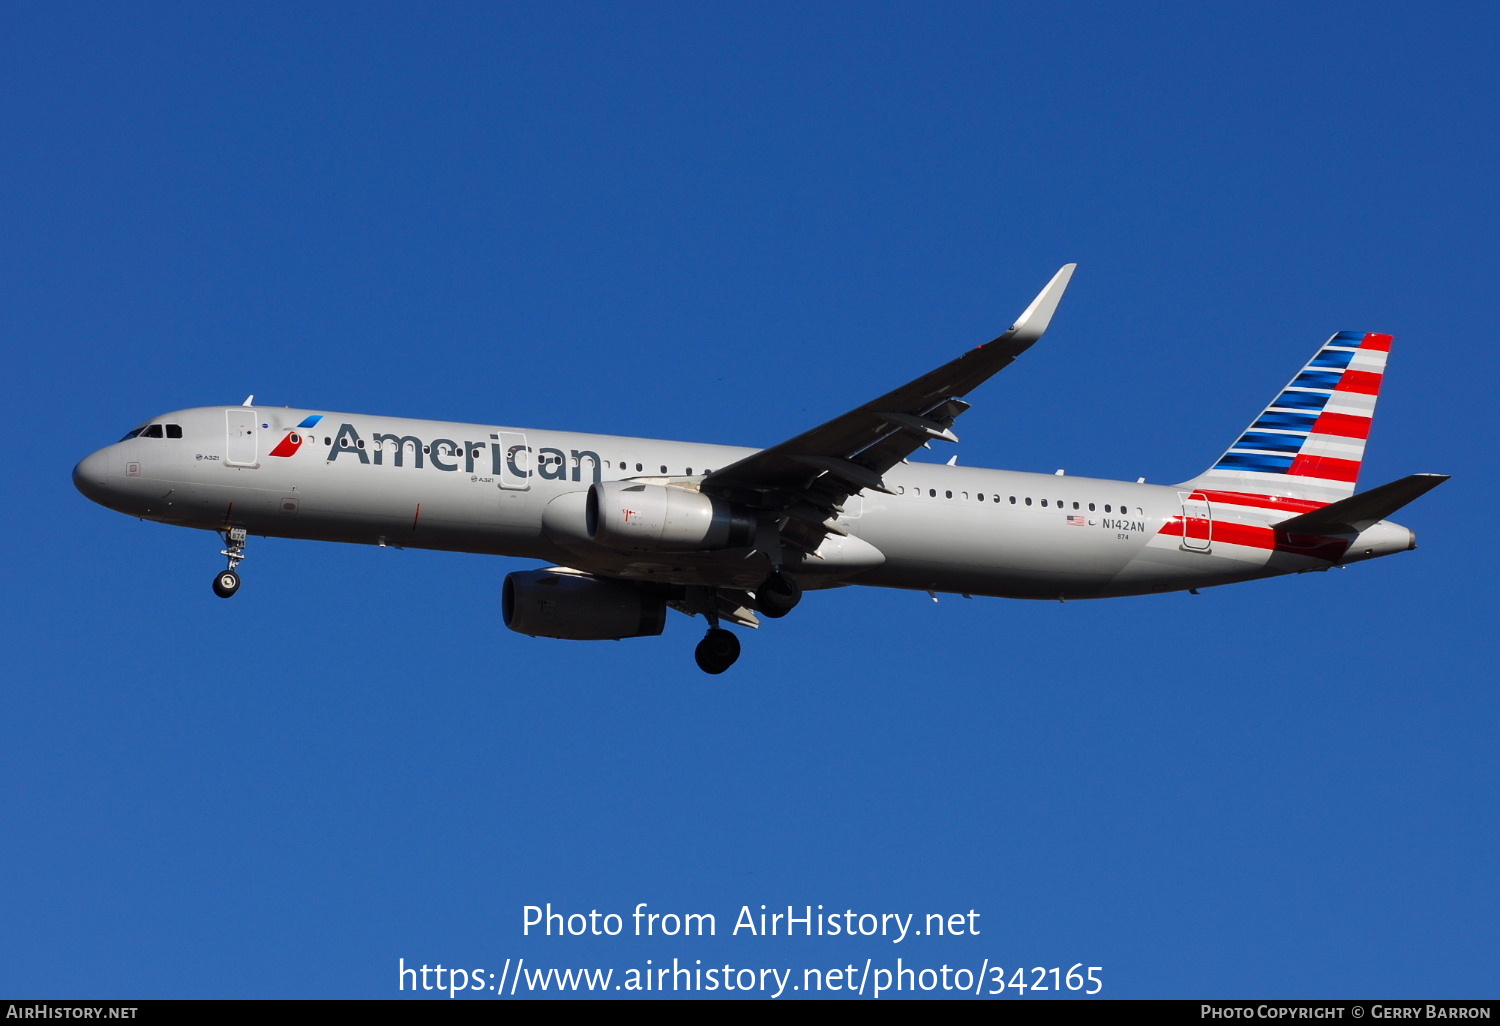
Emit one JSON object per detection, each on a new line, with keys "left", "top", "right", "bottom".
{"left": 1002, "top": 263, "right": 1076, "bottom": 345}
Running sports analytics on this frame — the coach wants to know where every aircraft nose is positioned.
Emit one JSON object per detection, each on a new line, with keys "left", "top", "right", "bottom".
{"left": 72, "top": 449, "right": 111, "bottom": 503}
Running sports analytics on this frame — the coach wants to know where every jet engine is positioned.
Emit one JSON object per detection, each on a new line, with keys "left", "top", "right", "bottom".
{"left": 502, "top": 568, "right": 666, "bottom": 641}
{"left": 587, "top": 481, "right": 755, "bottom": 552}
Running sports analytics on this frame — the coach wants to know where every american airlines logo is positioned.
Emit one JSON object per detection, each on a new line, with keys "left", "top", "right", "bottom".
{"left": 321, "top": 422, "right": 603, "bottom": 483}
{"left": 267, "top": 415, "right": 323, "bottom": 458}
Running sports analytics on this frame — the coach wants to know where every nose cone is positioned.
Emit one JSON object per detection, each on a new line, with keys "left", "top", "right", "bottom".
{"left": 73, "top": 449, "right": 112, "bottom": 505}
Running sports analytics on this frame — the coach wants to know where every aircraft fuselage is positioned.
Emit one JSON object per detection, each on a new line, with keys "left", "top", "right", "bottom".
{"left": 73, "top": 404, "right": 1416, "bottom": 602}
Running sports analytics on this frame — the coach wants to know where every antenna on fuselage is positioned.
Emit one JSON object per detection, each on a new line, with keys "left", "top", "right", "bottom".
{"left": 243, "top": 395, "right": 254, "bottom": 406}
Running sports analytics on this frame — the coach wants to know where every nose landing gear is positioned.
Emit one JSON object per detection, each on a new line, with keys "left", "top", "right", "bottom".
{"left": 213, "top": 526, "right": 247, "bottom": 598}
{"left": 212, "top": 569, "right": 240, "bottom": 598}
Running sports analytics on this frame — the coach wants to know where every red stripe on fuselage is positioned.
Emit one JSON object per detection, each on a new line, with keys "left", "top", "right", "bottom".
{"left": 1310, "top": 411, "right": 1372, "bottom": 439}
{"left": 1194, "top": 490, "right": 1328, "bottom": 513}
{"left": 1159, "top": 518, "right": 1350, "bottom": 561}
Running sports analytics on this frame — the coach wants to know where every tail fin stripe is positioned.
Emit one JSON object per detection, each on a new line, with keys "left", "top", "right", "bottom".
{"left": 1311, "top": 411, "right": 1373, "bottom": 439}
{"left": 1324, "top": 391, "right": 1378, "bottom": 417}
{"left": 1292, "top": 369, "right": 1346, "bottom": 389}
{"left": 1288, "top": 454, "right": 1362, "bottom": 482}
{"left": 1183, "top": 331, "right": 1393, "bottom": 502}
{"left": 1335, "top": 370, "right": 1383, "bottom": 395}
{"left": 1235, "top": 432, "right": 1307, "bottom": 453}
{"left": 1217, "top": 452, "right": 1296, "bottom": 473}
{"left": 1297, "top": 436, "right": 1365, "bottom": 460}
{"left": 1269, "top": 391, "right": 1335, "bottom": 412}
{"left": 1253, "top": 409, "right": 1320, "bottom": 432}
{"left": 1309, "top": 349, "right": 1359, "bottom": 369}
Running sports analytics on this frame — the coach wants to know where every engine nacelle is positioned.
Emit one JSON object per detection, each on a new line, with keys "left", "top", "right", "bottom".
{"left": 587, "top": 481, "right": 755, "bottom": 552}
{"left": 502, "top": 569, "right": 666, "bottom": 641}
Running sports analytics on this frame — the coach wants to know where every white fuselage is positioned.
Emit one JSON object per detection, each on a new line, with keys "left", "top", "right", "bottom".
{"left": 73, "top": 405, "right": 1417, "bottom": 601}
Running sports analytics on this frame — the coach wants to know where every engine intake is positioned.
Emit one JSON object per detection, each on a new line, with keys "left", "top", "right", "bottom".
{"left": 502, "top": 569, "right": 666, "bottom": 641}
{"left": 587, "top": 481, "right": 755, "bottom": 552}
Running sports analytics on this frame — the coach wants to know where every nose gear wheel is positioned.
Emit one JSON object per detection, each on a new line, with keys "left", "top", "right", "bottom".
{"left": 213, "top": 526, "right": 248, "bottom": 598}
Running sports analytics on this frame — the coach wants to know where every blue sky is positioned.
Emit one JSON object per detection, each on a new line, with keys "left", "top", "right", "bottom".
{"left": 2, "top": 1, "right": 1495, "bottom": 999}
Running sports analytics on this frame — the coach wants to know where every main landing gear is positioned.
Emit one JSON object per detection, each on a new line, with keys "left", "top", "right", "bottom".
{"left": 756, "top": 570, "right": 802, "bottom": 619}
{"left": 694, "top": 628, "right": 741, "bottom": 675}
{"left": 691, "top": 587, "right": 745, "bottom": 675}
{"left": 213, "top": 526, "right": 247, "bottom": 598}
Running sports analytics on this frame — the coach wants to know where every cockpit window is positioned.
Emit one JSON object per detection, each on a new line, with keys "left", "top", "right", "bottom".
{"left": 143, "top": 424, "right": 164, "bottom": 438}
{"left": 166, "top": 424, "right": 182, "bottom": 438}
{"left": 119, "top": 424, "right": 147, "bottom": 441}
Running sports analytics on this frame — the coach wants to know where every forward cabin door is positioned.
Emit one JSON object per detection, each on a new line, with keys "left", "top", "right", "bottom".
{"left": 225, "top": 409, "right": 259, "bottom": 467}
{"left": 1179, "top": 491, "right": 1212, "bottom": 552}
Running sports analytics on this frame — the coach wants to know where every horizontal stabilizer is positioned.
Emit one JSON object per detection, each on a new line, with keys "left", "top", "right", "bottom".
{"left": 1273, "top": 473, "right": 1449, "bottom": 533}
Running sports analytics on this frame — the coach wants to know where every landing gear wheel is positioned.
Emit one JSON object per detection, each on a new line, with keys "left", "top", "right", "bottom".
{"left": 212, "top": 569, "right": 241, "bottom": 598}
{"left": 694, "top": 628, "right": 741, "bottom": 675}
{"left": 756, "top": 571, "right": 802, "bottom": 619}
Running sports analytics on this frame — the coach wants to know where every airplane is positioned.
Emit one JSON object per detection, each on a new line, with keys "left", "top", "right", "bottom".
{"left": 72, "top": 265, "right": 1446, "bottom": 674}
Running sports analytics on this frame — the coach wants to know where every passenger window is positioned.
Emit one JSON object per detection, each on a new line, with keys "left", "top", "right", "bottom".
{"left": 1009, "top": 496, "right": 1017, "bottom": 504}
{"left": 686, "top": 468, "right": 692, "bottom": 475}
{"left": 1104, "top": 504, "right": 1111, "bottom": 512}
{"left": 1088, "top": 503, "right": 1096, "bottom": 511}
{"left": 1072, "top": 501, "right": 1079, "bottom": 510}
{"left": 1041, "top": 499, "right": 1048, "bottom": 507}
{"left": 166, "top": 424, "right": 183, "bottom": 439}
{"left": 977, "top": 493, "right": 984, "bottom": 502}
{"left": 660, "top": 465, "right": 667, "bottom": 474}
{"left": 635, "top": 463, "right": 642, "bottom": 472}
{"left": 1025, "top": 497, "right": 1032, "bottom": 506}
{"left": 929, "top": 489, "right": 936, "bottom": 497}
{"left": 945, "top": 490, "right": 952, "bottom": 499}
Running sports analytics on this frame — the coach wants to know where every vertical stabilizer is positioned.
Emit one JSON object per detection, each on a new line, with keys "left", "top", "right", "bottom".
{"left": 1181, "top": 332, "right": 1392, "bottom": 504}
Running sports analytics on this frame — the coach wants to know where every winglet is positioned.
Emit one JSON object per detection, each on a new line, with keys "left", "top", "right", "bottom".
{"left": 1005, "top": 263, "right": 1076, "bottom": 344}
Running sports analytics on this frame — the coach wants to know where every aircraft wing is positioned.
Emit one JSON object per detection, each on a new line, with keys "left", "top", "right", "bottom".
{"left": 701, "top": 264, "right": 1075, "bottom": 553}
